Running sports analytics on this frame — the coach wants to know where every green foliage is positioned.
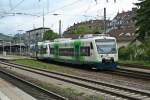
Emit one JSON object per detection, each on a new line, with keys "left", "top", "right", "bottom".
{"left": 119, "top": 47, "right": 130, "bottom": 60}
{"left": 72, "top": 25, "right": 103, "bottom": 34}
{"left": 43, "top": 30, "right": 58, "bottom": 40}
{"left": 12, "top": 33, "right": 24, "bottom": 43}
{"left": 73, "top": 26, "right": 90, "bottom": 34}
{"left": 119, "top": 39, "right": 150, "bottom": 61}
{"left": 135, "top": 0, "right": 150, "bottom": 39}
{"left": 143, "top": 39, "right": 150, "bottom": 59}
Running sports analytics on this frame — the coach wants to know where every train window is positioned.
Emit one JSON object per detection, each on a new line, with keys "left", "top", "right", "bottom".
{"left": 59, "top": 48, "right": 74, "bottom": 56}
{"left": 80, "top": 47, "right": 90, "bottom": 56}
{"left": 40, "top": 46, "right": 47, "bottom": 54}
{"left": 90, "top": 42, "right": 93, "bottom": 49}
{"left": 50, "top": 48, "right": 55, "bottom": 54}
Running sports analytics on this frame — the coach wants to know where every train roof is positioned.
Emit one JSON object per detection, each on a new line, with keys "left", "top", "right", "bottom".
{"left": 38, "top": 40, "right": 51, "bottom": 45}
{"left": 51, "top": 35, "right": 116, "bottom": 44}
{"left": 37, "top": 34, "right": 116, "bottom": 45}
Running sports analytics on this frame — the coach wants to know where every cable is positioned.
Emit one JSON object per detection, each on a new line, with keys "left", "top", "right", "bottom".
{"left": 9, "top": 0, "right": 12, "bottom": 10}
{"left": 46, "top": 0, "right": 82, "bottom": 15}
{"left": 84, "top": 0, "right": 93, "bottom": 14}
{"left": 10, "top": 0, "right": 25, "bottom": 11}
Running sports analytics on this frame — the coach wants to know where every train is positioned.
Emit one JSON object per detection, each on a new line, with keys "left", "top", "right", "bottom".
{"left": 30, "top": 34, "right": 118, "bottom": 70}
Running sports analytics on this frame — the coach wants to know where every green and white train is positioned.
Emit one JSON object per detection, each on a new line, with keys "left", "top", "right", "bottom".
{"left": 35, "top": 34, "right": 118, "bottom": 70}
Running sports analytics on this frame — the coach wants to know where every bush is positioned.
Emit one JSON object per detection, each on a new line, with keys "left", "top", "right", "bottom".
{"left": 118, "top": 47, "right": 130, "bottom": 60}
{"left": 119, "top": 38, "right": 150, "bottom": 61}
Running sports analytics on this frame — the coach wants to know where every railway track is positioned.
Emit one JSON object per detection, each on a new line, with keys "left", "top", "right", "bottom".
{"left": 115, "top": 67, "right": 150, "bottom": 80}
{"left": 103, "top": 67, "right": 150, "bottom": 80}
{"left": 119, "top": 63, "right": 150, "bottom": 70}
{"left": 0, "top": 66, "right": 67, "bottom": 100}
{"left": 0, "top": 60, "right": 150, "bottom": 100}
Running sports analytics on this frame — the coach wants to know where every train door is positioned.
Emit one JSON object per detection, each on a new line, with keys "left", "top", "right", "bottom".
{"left": 54, "top": 44, "right": 59, "bottom": 57}
{"left": 75, "top": 45, "right": 80, "bottom": 60}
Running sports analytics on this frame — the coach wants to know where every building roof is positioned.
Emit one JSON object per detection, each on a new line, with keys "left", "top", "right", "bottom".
{"left": 26, "top": 27, "right": 50, "bottom": 32}
{"left": 64, "top": 19, "right": 111, "bottom": 34}
{"left": 112, "top": 8, "right": 136, "bottom": 27}
{"left": 107, "top": 28, "right": 136, "bottom": 42}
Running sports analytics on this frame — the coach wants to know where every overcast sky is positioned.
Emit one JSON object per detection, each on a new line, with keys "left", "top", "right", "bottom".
{"left": 0, "top": 0, "right": 138, "bottom": 35}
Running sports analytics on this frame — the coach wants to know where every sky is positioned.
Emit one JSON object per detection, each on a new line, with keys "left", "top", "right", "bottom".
{"left": 0, "top": 0, "right": 138, "bottom": 35}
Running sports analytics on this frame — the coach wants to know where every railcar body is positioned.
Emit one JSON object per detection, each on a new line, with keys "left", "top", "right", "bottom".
{"left": 37, "top": 41, "right": 50, "bottom": 60}
{"left": 36, "top": 35, "right": 118, "bottom": 70}
{"left": 29, "top": 44, "right": 36, "bottom": 57}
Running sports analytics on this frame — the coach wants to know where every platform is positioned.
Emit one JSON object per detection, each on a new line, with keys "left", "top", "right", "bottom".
{"left": 0, "top": 55, "right": 33, "bottom": 60}
{"left": 0, "top": 77, "right": 37, "bottom": 100}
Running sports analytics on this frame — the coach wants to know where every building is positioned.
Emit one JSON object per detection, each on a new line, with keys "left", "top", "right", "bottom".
{"left": 109, "top": 8, "right": 137, "bottom": 30}
{"left": 107, "top": 8, "right": 137, "bottom": 48}
{"left": 64, "top": 19, "right": 111, "bottom": 35}
{"left": 0, "top": 42, "right": 26, "bottom": 55}
{"left": 24, "top": 27, "right": 50, "bottom": 46}
{"left": 63, "top": 8, "right": 137, "bottom": 48}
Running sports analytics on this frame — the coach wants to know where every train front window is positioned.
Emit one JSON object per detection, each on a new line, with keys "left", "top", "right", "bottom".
{"left": 95, "top": 39, "right": 117, "bottom": 54}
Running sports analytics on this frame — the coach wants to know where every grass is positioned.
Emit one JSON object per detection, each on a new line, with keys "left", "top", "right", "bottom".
{"left": 40, "top": 82, "right": 103, "bottom": 100}
{"left": 119, "top": 60, "right": 150, "bottom": 69}
{"left": 40, "top": 81, "right": 104, "bottom": 100}
{"left": 11, "top": 59, "right": 78, "bottom": 74}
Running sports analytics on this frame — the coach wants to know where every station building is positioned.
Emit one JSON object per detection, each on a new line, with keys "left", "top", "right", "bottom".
{"left": 0, "top": 43, "right": 26, "bottom": 55}
{"left": 23, "top": 27, "right": 51, "bottom": 46}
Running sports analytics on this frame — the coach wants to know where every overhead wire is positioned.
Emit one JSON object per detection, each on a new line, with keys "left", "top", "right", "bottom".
{"left": 45, "top": 0, "right": 82, "bottom": 16}
{"left": 0, "top": 0, "right": 25, "bottom": 19}
{"left": 0, "top": 0, "right": 117, "bottom": 33}
{"left": 10, "top": 0, "right": 25, "bottom": 11}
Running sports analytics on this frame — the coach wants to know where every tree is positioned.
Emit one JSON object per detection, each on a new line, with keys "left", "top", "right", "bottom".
{"left": 74, "top": 26, "right": 90, "bottom": 34}
{"left": 12, "top": 33, "right": 23, "bottom": 43}
{"left": 43, "top": 30, "right": 58, "bottom": 40}
{"left": 72, "top": 25, "right": 103, "bottom": 34}
{"left": 135, "top": 0, "right": 150, "bottom": 40}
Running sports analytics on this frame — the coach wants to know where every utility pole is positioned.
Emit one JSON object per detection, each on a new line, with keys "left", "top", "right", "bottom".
{"left": 2, "top": 40, "right": 4, "bottom": 55}
{"left": 9, "top": 0, "right": 12, "bottom": 10}
{"left": 47, "top": 0, "right": 49, "bottom": 12}
{"left": 104, "top": 7, "right": 106, "bottom": 34}
{"left": 43, "top": 8, "right": 46, "bottom": 35}
{"left": 20, "top": 33, "right": 21, "bottom": 55}
{"left": 18, "top": 30, "right": 23, "bottom": 56}
{"left": 8, "top": 34, "right": 12, "bottom": 55}
{"left": 28, "top": 32, "right": 31, "bottom": 56}
{"left": 59, "top": 20, "right": 62, "bottom": 38}
{"left": 36, "top": 33, "right": 38, "bottom": 58}
{"left": 43, "top": 8, "right": 45, "bottom": 28}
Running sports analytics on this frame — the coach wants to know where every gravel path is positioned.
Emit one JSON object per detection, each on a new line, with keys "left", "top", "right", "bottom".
{"left": 48, "top": 64, "right": 150, "bottom": 91}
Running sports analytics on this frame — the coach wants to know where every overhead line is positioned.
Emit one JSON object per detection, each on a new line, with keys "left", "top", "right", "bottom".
{"left": 10, "top": 0, "right": 25, "bottom": 11}
{"left": 46, "top": 0, "right": 82, "bottom": 15}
